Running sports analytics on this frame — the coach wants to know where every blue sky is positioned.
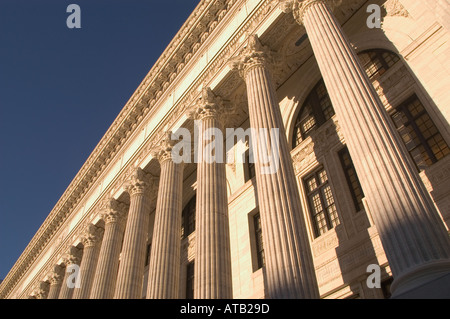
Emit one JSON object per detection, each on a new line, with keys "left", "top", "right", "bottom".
{"left": 0, "top": 0, "right": 199, "bottom": 281}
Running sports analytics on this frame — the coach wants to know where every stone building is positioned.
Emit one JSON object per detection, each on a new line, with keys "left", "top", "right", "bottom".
{"left": 1, "top": 0, "right": 450, "bottom": 299}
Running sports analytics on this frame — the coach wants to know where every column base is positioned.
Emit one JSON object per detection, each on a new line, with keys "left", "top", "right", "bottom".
{"left": 391, "top": 261, "right": 450, "bottom": 299}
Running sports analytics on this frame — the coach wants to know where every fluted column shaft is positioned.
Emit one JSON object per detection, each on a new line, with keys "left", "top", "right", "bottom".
{"left": 47, "top": 266, "right": 64, "bottom": 299}
{"left": 73, "top": 225, "right": 103, "bottom": 299}
{"left": 298, "top": 0, "right": 450, "bottom": 297}
{"left": 58, "top": 268, "right": 73, "bottom": 299}
{"left": 90, "top": 202, "right": 126, "bottom": 299}
{"left": 114, "top": 169, "right": 154, "bottom": 299}
{"left": 58, "top": 247, "right": 81, "bottom": 299}
{"left": 232, "top": 35, "right": 319, "bottom": 299}
{"left": 147, "top": 140, "right": 184, "bottom": 299}
{"left": 192, "top": 88, "right": 233, "bottom": 299}
{"left": 48, "top": 279, "right": 63, "bottom": 299}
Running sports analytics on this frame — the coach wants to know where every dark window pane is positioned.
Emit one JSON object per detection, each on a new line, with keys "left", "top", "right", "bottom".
{"left": 145, "top": 243, "right": 151, "bottom": 267}
{"left": 338, "top": 147, "right": 365, "bottom": 212}
{"left": 186, "top": 261, "right": 195, "bottom": 299}
{"left": 358, "top": 49, "right": 400, "bottom": 80}
{"left": 293, "top": 80, "right": 335, "bottom": 148}
{"left": 182, "top": 196, "right": 196, "bottom": 238}
{"left": 304, "top": 167, "right": 339, "bottom": 238}
{"left": 253, "top": 213, "right": 265, "bottom": 270}
{"left": 391, "top": 96, "right": 449, "bottom": 171}
{"left": 245, "top": 150, "right": 256, "bottom": 182}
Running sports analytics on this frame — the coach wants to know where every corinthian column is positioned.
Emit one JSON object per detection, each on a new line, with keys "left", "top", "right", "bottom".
{"left": 188, "top": 88, "right": 233, "bottom": 299}
{"left": 230, "top": 35, "right": 319, "bottom": 299}
{"left": 114, "top": 168, "right": 156, "bottom": 299}
{"left": 285, "top": 0, "right": 450, "bottom": 298}
{"left": 58, "top": 246, "right": 82, "bottom": 299}
{"left": 47, "top": 265, "right": 64, "bottom": 299}
{"left": 73, "top": 224, "right": 104, "bottom": 299}
{"left": 90, "top": 199, "right": 127, "bottom": 299}
{"left": 146, "top": 132, "right": 185, "bottom": 299}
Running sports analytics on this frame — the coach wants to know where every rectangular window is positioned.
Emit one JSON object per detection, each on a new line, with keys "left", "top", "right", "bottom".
{"left": 186, "top": 261, "right": 195, "bottom": 299}
{"left": 391, "top": 95, "right": 449, "bottom": 171}
{"left": 253, "top": 213, "right": 265, "bottom": 270}
{"left": 181, "top": 196, "right": 196, "bottom": 238}
{"left": 338, "top": 147, "right": 365, "bottom": 212}
{"left": 245, "top": 149, "right": 256, "bottom": 182}
{"left": 304, "top": 167, "right": 340, "bottom": 238}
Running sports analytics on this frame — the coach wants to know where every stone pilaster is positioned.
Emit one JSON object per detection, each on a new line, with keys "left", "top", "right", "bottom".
{"left": 90, "top": 199, "right": 127, "bottom": 299}
{"left": 114, "top": 168, "right": 156, "bottom": 299}
{"left": 146, "top": 132, "right": 185, "bottom": 299}
{"left": 288, "top": 0, "right": 450, "bottom": 298}
{"left": 47, "top": 265, "right": 64, "bottom": 299}
{"left": 58, "top": 246, "right": 82, "bottom": 299}
{"left": 230, "top": 35, "right": 319, "bottom": 299}
{"left": 189, "top": 87, "right": 233, "bottom": 299}
{"left": 73, "top": 224, "right": 104, "bottom": 299}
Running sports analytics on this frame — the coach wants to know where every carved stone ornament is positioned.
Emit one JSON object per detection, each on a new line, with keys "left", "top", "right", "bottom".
{"left": 229, "top": 34, "right": 276, "bottom": 79}
{"left": 124, "top": 167, "right": 157, "bottom": 197}
{"left": 383, "top": 0, "right": 409, "bottom": 18}
{"left": 99, "top": 198, "right": 127, "bottom": 224}
{"left": 80, "top": 223, "right": 104, "bottom": 247}
{"left": 278, "top": 0, "right": 342, "bottom": 24}
{"left": 62, "top": 246, "right": 82, "bottom": 266}
{"left": 151, "top": 131, "right": 179, "bottom": 164}
{"left": 49, "top": 265, "right": 64, "bottom": 285}
{"left": 34, "top": 281, "right": 50, "bottom": 299}
{"left": 188, "top": 87, "right": 235, "bottom": 127}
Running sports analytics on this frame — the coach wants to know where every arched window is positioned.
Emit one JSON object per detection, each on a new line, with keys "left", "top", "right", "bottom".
{"left": 358, "top": 49, "right": 400, "bottom": 80}
{"left": 293, "top": 80, "right": 335, "bottom": 148}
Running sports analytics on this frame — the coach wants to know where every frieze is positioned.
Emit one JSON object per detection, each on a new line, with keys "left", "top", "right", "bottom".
{"left": 421, "top": 156, "right": 450, "bottom": 191}
{"left": 313, "top": 234, "right": 339, "bottom": 257}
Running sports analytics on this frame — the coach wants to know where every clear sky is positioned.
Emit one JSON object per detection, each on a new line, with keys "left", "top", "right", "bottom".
{"left": 0, "top": 0, "right": 200, "bottom": 281}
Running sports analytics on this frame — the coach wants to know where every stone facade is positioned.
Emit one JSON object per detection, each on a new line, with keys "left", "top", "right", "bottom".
{"left": 1, "top": 0, "right": 450, "bottom": 299}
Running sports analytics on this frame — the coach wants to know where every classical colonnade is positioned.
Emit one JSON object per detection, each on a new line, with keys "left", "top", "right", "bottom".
{"left": 35, "top": 0, "right": 450, "bottom": 299}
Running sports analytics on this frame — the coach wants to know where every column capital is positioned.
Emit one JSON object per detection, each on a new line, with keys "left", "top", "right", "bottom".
{"left": 229, "top": 34, "right": 274, "bottom": 79}
{"left": 99, "top": 198, "right": 128, "bottom": 224}
{"left": 80, "top": 224, "right": 104, "bottom": 248}
{"left": 124, "top": 168, "right": 157, "bottom": 197}
{"left": 188, "top": 87, "right": 233, "bottom": 124}
{"left": 62, "top": 246, "right": 82, "bottom": 266}
{"left": 151, "top": 131, "right": 180, "bottom": 165}
{"left": 48, "top": 265, "right": 64, "bottom": 285}
{"left": 34, "top": 281, "right": 50, "bottom": 299}
{"left": 279, "top": 0, "right": 341, "bottom": 24}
